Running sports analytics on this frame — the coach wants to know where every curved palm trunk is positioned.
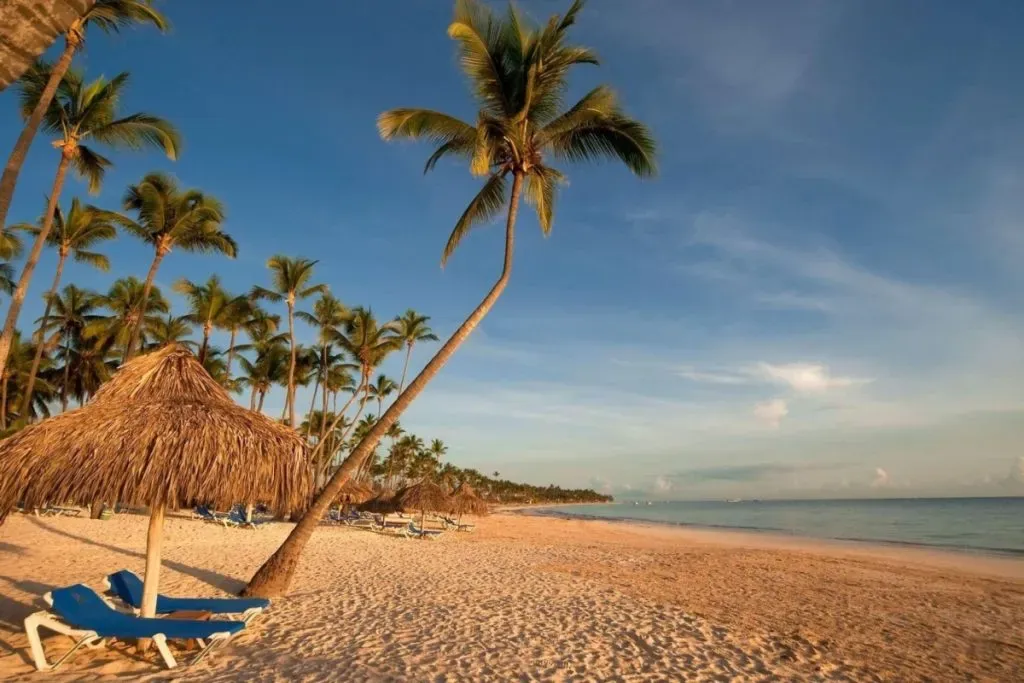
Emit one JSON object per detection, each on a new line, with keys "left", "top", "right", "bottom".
{"left": 286, "top": 299, "right": 296, "bottom": 427}
{"left": 20, "top": 249, "right": 67, "bottom": 416}
{"left": 257, "top": 389, "right": 267, "bottom": 413}
{"left": 126, "top": 248, "right": 167, "bottom": 361}
{"left": 0, "top": 151, "right": 72, "bottom": 386}
{"left": 0, "top": 35, "right": 78, "bottom": 232}
{"left": 398, "top": 343, "right": 413, "bottom": 393}
{"left": 318, "top": 354, "right": 329, "bottom": 444}
{"left": 249, "top": 384, "right": 258, "bottom": 411}
{"left": 243, "top": 173, "right": 524, "bottom": 597}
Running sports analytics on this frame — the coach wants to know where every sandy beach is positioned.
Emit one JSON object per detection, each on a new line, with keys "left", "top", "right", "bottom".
{"left": 0, "top": 511, "right": 1022, "bottom": 681}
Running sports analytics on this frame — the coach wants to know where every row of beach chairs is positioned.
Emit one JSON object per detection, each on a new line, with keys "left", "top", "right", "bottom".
{"left": 323, "top": 509, "right": 475, "bottom": 538}
{"left": 25, "top": 569, "right": 269, "bottom": 672}
{"left": 191, "top": 505, "right": 265, "bottom": 529}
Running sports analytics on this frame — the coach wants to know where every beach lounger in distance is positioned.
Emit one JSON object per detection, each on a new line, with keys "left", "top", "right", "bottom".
{"left": 104, "top": 569, "right": 269, "bottom": 623}
{"left": 24, "top": 584, "right": 245, "bottom": 671}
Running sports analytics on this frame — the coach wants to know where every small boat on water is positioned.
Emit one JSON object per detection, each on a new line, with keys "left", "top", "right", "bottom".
{"left": 725, "top": 498, "right": 743, "bottom": 503}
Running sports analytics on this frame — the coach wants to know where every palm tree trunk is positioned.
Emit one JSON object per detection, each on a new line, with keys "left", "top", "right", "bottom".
{"left": 0, "top": 151, "right": 72, "bottom": 387}
{"left": 126, "top": 248, "right": 167, "bottom": 361}
{"left": 226, "top": 329, "right": 237, "bottom": 377}
{"left": 242, "top": 173, "right": 524, "bottom": 597}
{"left": 60, "top": 337, "right": 70, "bottom": 411}
{"left": 257, "top": 389, "right": 266, "bottom": 413}
{"left": 286, "top": 298, "right": 296, "bottom": 426}
{"left": 0, "top": 36, "right": 78, "bottom": 233}
{"left": 318, "top": 353, "right": 329, "bottom": 445}
{"left": 305, "top": 379, "right": 319, "bottom": 437}
{"left": 249, "top": 384, "right": 257, "bottom": 411}
{"left": 198, "top": 321, "right": 211, "bottom": 365}
{"left": 20, "top": 250, "right": 66, "bottom": 416}
{"left": 0, "top": 374, "right": 8, "bottom": 429}
{"left": 398, "top": 343, "right": 413, "bottom": 393}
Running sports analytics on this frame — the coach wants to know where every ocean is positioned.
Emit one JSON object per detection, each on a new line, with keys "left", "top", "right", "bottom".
{"left": 532, "top": 497, "right": 1024, "bottom": 556}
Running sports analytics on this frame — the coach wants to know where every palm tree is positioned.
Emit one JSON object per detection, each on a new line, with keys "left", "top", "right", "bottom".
{"left": 394, "top": 309, "right": 438, "bottom": 392}
{"left": 220, "top": 298, "right": 261, "bottom": 378}
{"left": 61, "top": 334, "right": 117, "bottom": 407}
{"left": 0, "top": 1, "right": 168, "bottom": 236}
{"left": 0, "top": 66, "right": 179, "bottom": 383}
{"left": 118, "top": 172, "right": 233, "bottom": 359}
{"left": 16, "top": 197, "right": 116, "bottom": 415}
{"left": 172, "top": 275, "right": 246, "bottom": 364}
{"left": 86, "top": 276, "right": 169, "bottom": 359}
{"left": 429, "top": 438, "right": 448, "bottom": 462}
{"left": 144, "top": 313, "right": 195, "bottom": 350}
{"left": 296, "top": 293, "right": 352, "bottom": 438}
{"left": 319, "top": 307, "right": 401, "bottom": 448}
{"left": 238, "top": 342, "right": 288, "bottom": 413}
{"left": 244, "top": 0, "right": 655, "bottom": 597}
{"left": 251, "top": 256, "right": 326, "bottom": 427}
{"left": 39, "top": 283, "right": 102, "bottom": 411}
{"left": 367, "top": 373, "right": 397, "bottom": 417}
{"left": 0, "top": 225, "right": 24, "bottom": 302}
{"left": 0, "top": 331, "right": 55, "bottom": 428}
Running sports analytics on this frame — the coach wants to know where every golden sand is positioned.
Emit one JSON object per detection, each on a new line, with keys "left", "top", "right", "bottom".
{"left": 0, "top": 510, "right": 1021, "bottom": 680}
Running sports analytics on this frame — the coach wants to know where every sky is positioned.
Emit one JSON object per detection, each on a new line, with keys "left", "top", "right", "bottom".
{"left": 1, "top": 0, "right": 1022, "bottom": 500}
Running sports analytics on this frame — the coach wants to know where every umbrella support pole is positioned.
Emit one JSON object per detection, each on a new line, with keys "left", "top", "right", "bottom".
{"left": 138, "top": 504, "right": 165, "bottom": 652}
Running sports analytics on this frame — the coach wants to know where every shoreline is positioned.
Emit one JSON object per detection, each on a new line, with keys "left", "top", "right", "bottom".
{"left": 512, "top": 505, "right": 1024, "bottom": 581}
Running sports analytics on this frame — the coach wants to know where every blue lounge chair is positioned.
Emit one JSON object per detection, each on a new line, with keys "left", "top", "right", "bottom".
{"left": 24, "top": 584, "right": 245, "bottom": 671}
{"left": 227, "top": 508, "right": 264, "bottom": 528}
{"left": 192, "top": 505, "right": 236, "bottom": 528}
{"left": 104, "top": 570, "right": 269, "bottom": 623}
{"left": 407, "top": 522, "right": 444, "bottom": 539}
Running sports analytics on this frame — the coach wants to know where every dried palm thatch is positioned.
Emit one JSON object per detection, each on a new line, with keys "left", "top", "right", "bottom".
{"left": 0, "top": 344, "right": 312, "bottom": 622}
{"left": 334, "top": 479, "right": 374, "bottom": 506}
{"left": 0, "top": 344, "right": 311, "bottom": 517}
{"left": 394, "top": 479, "right": 451, "bottom": 515}
{"left": 450, "top": 483, "right": 489, "bottom": 517}
{"left": 359, "top": 489, "right": 398, "bottom": 514}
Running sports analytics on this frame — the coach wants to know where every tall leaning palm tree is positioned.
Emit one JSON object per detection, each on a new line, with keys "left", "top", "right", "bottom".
{"left": 394, "top": 309, "right": 438, "bottom": 393}
{"left": 0, "top": 66, "right": 179, "bottom": 383}
{"left": 17, "top": 198, "right": 116, "bottom": 415}
{"left": 118, "top": 171, "right": 234, "bottom": 359}
{"left": 251, "top": 256, "right": 326, "bottom": 427}
{"left": 244, "top": 0, "right": 655, "bottom": 597}
{"left": 0, "top": 1, "right": 167, "bottom": 236}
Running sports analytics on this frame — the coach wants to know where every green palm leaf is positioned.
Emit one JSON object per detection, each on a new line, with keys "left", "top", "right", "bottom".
{"left": 443, "top": 172, "right": 507, "bottom": 266}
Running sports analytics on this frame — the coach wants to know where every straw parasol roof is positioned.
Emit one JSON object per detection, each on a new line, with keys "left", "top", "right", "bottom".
{"left": 449, "top": 483, "right": 489, "bottom": 517}
{"left": 334, "top": 479, "right": 374, "bottom": 505}
{"left": 0, "top": 344, "right": 310, "bottom": 516}
{"left": 0, "top": 344, "right": 312, "bottom": 622}
{"left": 359, "top": 488, "right": 397, "bottom": 514}
{"left": 394, "top": 480, "right": 451, "bottom": 515}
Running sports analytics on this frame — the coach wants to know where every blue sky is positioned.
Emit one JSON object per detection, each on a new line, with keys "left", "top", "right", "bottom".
{"left": 2, "top": 0, "right": 1023, "bottom": 499}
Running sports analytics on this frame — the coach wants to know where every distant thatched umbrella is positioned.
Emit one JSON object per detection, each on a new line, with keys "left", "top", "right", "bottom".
{"left": 359, "top": 489, "right": 397, "bottom": 514}
{"left": 450, "top": 483, "right": 489, "bottom": 523}
{"left": 0, "top": 345, "right": 310, "bottom": 620}
{"left": 334, "top": 479, "right": 374, "bottom": 506}
{"left": 394, "top": 480, "right": 451, "bottom": 537}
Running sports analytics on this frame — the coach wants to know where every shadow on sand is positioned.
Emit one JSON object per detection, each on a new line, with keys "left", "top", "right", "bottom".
{"left": 25, "top": 516, "right": 244, "bottom": 593}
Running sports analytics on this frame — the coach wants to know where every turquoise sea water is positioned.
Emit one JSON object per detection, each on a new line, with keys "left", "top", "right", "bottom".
{"left": 531, "top": 497, "right": 1024, "bottom": 555}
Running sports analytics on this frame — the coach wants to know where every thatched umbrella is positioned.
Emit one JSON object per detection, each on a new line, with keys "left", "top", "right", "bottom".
{"left": 0, "top": 345, "right": 310, "bottom": 620}
{"left": 449, "top": 482, "right": 489, "bottom": 525}
{"left": 334, "top": 479, "right": 374, "bottom": 507}
{"left": 394, "top": 480, "right": 451, "bottom": 537}
{"left": 358, "top": 489, "right": 397, "bottom": 515}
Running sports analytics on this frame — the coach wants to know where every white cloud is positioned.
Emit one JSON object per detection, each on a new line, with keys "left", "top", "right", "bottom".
{"left": 754, "top": 398, "right": 789, "bottom": 428}
{"left": 871, "top": 467, "right": 890, "bottom": 488}
{"left": 652, "top": 476, "right": 673, "bottom": 493}
{"left": 757, "top": 362, "right": 869, "bottom": 393}
{"left": 677, "top": 367, "right": 751, "bottom": 385}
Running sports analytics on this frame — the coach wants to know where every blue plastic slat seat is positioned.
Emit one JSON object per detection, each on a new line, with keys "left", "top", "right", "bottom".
{"left": 107, "top": 570, "right": 269, "bottom": 614}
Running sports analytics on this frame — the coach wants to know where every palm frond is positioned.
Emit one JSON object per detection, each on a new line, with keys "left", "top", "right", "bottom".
{"left": 70, "top": 145, "right": 112, "bottom": 194}
{"left": 89, "top": 112, "right": 181, "bottom": 160}
{"left": 442, "top": 172, "right": 508, "bottom": 266}
{"left": 85, "top": 0, "right": 169, "bottom": 34}
{"left": 545, "top": 109, "right": 657, "bottom": 178}
{"left": 525, "top": 165, "right": 564, "bottom": 235}
{"left": 448, "top": 0, "right": 517, "bottom": 115}
{"left": 72, "top": 250, "right": 111, "bottom": 271}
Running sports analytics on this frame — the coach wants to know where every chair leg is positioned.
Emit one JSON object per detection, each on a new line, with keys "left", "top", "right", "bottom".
{"left": 152, "top": 634, "right": 177, "bottom": 669}
{"left": 51, "top": 635, "right": 98, "bottom": 670}
{"left": 24, "top": 612, "right": 97, "bottom": 672}
{"left": 190, "top": 635, "right": 227, "bottom": 666}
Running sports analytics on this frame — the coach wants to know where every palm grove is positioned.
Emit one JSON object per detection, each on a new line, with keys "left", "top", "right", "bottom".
{"left": 0, "top": 0, "right": 647, "bottom": 596}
